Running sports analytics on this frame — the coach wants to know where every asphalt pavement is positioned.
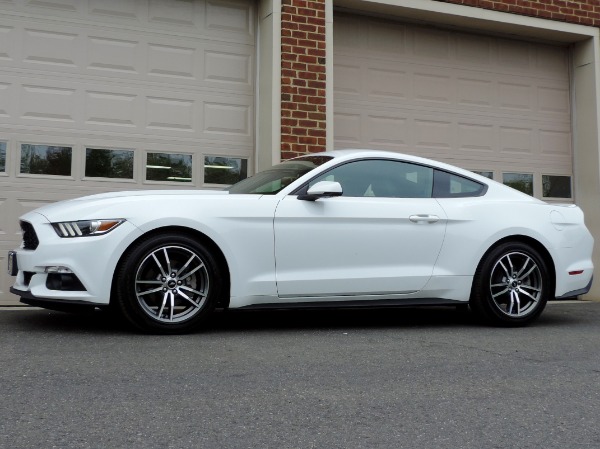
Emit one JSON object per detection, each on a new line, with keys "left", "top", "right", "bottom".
{"left": 1, "top": 301, "right": 599, "bottom": 449}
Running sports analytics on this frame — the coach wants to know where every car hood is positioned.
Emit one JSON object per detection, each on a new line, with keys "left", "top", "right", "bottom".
{"left": 26, "top": 189, "right": 232, "bottom": 222}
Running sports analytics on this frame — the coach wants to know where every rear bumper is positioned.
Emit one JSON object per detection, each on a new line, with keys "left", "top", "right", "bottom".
{"left": 555, "top": 276, "right": 593, "bottom": 299}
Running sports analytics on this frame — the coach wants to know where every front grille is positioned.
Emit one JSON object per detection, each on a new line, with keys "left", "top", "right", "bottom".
{"left": 20, "top": 221, "right": 39, "bottom": 250}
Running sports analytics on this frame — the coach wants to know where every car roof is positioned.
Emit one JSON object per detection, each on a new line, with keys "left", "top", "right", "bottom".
{"left": 285, "top": 149, "right": 543, "bottom": 203}
{"left": 302, "top": 149, "right": 477, "bottom": 179}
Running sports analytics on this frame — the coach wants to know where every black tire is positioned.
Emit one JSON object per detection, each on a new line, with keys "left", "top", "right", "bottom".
{"left": 470, "top": 242, "right": 552, "bottom": 327}
{"left": 114, "top": 233, "right": 222, "bottom": 334}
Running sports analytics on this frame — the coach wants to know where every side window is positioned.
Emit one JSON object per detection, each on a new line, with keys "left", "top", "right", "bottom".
{"left": 308, "top": 159, "right": 433, "bottom": 198}
{"left": 433, "top": 170, "right": 485, "bottom": 198}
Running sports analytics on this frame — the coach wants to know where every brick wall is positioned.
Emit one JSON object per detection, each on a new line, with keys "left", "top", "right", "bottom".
{"left": 280, "top": 0, "right": 327, "bottom": 160}
{"left": 279, "top": 0, "right": 597, "bottom": 160}
{"left": 434, "top": 0, "right": 600, "bottom": 27}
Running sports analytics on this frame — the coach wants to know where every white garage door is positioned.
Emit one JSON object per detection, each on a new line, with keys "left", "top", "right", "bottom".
{"left": 0, "top": 0, "right": 255, "bottom": 305}
{"left": 333, "top": 13, "right": 573, "bottom": 202}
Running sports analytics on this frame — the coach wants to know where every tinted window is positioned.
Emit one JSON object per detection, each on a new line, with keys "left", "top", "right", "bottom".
{"left": 542, "top": 175, "right": 571, "bottom": 199}
{"left": 433, "top": 170, "right": 486, "bottom": 198}
{"left": 146, "top": 152, "right": 192, "bottom": 183}
{"left": 204, "top": 156, "right": 248, "bottom": 185}
{"left": 229, "top": 155, "right": 332, "bottom": 194}
{"left": 308, "top": 159, "right": 434, "bottom": 198}
{"left": 85, "top": 148, "right": 134, "bottom": 179}
{"left": 20, "top": 144, "right": 72, "bottom": 176}
{"left": 503, "top": 172, "right": 533, "bottom": 196}
{"left": 0, "top": 141, "right": 5, "bottom": 173}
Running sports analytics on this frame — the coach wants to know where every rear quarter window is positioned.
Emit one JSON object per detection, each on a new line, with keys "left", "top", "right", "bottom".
{"left": 433, "top": 170, "right": 486, "bottom": 198}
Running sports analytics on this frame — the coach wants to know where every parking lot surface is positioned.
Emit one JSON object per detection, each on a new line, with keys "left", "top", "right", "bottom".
{"left": 1, "top": 302, "right": 599, "bottom": 449}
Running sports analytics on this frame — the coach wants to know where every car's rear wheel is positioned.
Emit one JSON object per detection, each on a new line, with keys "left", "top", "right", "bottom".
{"left": 114, "top": 233, "right": 222, "bottom": 334}
{"left": 470, "top": 242, "right": 551, "bottom": 326}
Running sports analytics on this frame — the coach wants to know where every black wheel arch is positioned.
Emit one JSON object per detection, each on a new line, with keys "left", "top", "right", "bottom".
{"left": 110, "top": 226, "right": 231, "bottom": 309}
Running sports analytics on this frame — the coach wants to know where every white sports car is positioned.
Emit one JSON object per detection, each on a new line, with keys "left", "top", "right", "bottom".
{"left": 7, "top": 150, "right": 594, "bottom": 333}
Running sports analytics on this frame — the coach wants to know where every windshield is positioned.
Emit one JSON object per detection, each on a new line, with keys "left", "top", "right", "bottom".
{"left": 228, "top": 155, "right": 332, "bottom": 194}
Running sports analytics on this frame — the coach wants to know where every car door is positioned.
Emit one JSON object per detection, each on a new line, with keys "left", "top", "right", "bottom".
{"left": 273, "top": 159, "right": 447, "bottom": 299}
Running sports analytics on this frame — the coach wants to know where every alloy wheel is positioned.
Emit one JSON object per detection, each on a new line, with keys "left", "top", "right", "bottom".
{"left": 489, "top": 251, "right": 542, "bottom": 318}
{"left": 134, "top": 245, "right": 209, "bottom": 323}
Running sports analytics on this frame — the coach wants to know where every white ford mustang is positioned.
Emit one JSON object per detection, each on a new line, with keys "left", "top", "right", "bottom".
{"left": 7, "top": 150, "right": 594, "bottom": 333}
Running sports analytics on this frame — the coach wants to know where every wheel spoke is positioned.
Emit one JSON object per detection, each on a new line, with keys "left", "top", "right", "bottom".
{"left": 163, "top": 248, "right": 172, "bottom": 276}
{"left": 498, "top": 260, "right": 511, "bottom": 279}
{"left": 152, "top": 253, "right": 168, "bottom": 278}
{"left": 518, "top": 288, "right": 538, "bottom": 302}
{"left": 516, "top": 256, "right": 531, "bottom": 277}
{"left": 506, "top": 255, "right": 516, "bottom": 273}
{"left": 176, "top": 254, "right": 196, "bottom": 277}
{"left": 178, "top": 290, "right": 202, "bottom": 309}
{"left": 518, "top": 264, "right": 537, "bottom": 280}
{"left": 157, "top": 292, "right": 169, "bottom": 318}
{"left": 492, "top": 287, "right": 510, "bottom": 298}
{"left": 520, "top": 284, "right": 541, "bottom": 293}
{"left": 136, "top": 280, "right": 163, "bottom": 285}
{"left": 137, "top": 286, "right": 164, "bottom": 296}
{"left": 507, "top": 290, "right": 521, "bottom": 315}
{"left": 180, "top": 285, "right": 207, "bottom": 297}
{"left": 179, "top": 262, "right": 205, "bottom": 280}
{"left": 169, "top": 291, "right": 174, "bottom": 321}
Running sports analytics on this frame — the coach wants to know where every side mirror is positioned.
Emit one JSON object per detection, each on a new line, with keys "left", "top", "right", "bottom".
{"left": 297, "top": 181, "right": 343, "bottom": 201}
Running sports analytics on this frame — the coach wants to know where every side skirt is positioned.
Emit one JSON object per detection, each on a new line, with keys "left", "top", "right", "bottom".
{"left": 237, "top": 297, "right": 464, "bottom": 311}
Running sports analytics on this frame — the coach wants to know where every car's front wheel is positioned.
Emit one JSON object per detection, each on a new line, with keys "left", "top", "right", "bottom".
{"left": 470, "top": 242, "right": 551, "bottom": 326}
{"left": 114, "top": 233, "right": 222, "bottom": 334}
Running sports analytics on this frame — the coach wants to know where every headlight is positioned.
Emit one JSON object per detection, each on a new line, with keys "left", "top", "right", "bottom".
{"left": 51, "top": 219, "right": 125, "bottom": 238}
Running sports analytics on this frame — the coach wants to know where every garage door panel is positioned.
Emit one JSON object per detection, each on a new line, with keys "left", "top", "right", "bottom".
{"left": 458, "top": 123, "right": 495, "bottom": 154}
{"left": 1, "top": 0, "right": 254, "bottom": 39}
{"left": 0, "top": 0, "right": 255, "bottom": 304}
{"left": 335, "top": 51, "right": 570, "bottom": 125}
{"left": 0, "top": 75, "right": 253, "bottom": 143}
{"left": 333, "top": 111, "right": 363, "bottom": 147}
{"left": 414, "top": 72, "right": 453, "bottom": 105}
{"left": 0, "top": 17, "right": 254, "bottom": 93}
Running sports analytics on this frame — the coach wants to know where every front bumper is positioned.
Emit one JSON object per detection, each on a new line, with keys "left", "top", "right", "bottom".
{"left": 11, "top": 287, "right": 99, "bottom": 311}
{"left": 9, "top": 212, "right": 142, "bottom": 305}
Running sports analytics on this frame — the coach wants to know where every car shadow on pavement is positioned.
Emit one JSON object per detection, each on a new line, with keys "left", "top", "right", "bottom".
{"left": 3, "top": 303, "right": 584, "bottom": 335}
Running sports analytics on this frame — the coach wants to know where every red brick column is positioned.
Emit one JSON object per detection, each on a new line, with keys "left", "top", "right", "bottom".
{"left": 434, "top": 0, "right": 600, "bottom": 26}
{"left": 280, "top": 0, "right": 327, "bottom": 160}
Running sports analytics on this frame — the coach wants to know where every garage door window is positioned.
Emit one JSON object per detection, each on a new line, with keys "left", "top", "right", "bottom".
{"left": 503, "top": 173, "right": 533, "bottom": 196}
{"left": 146, "top": 152, "right": 192, "bottom": 183}
{"left": 85, "top": 148, "right": 134, "bottom": 179}
{"left": 542, "top": 175, "right": 572, "bottom": 199}
{"left": 20, "top": 144, "right": 72, "bottom": 176}
{"left": 204, "top": 156, "right": 248, "bottom": 185}
{"left": 472, "top": 170, "right": 493, "bottom": 180}
{"left": 0, "top": 142, "right": 5, "bottom": 173}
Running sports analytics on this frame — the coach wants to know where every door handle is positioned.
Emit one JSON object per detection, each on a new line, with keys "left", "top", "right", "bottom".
{"left": 409, "top": 214, "right": 440, "bottom": 224}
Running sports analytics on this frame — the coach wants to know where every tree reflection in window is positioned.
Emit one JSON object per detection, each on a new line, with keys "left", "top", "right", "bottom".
{"left": 20, "top": 144, "right": 72, "bottom": 176}
{"left": 503, "top": 173, "right": 533, "bottom": 196}
{"left": 86, "top": 148, "right": 134, "bottom": 179}
{"left": 542, "top": 175, "right": 571, "bottom": 198}
{"left": 146, "top": 152, "right": 192, "bottom": 182}
{"left": 204, "top": 156, "right": 247, "bottom": 185}
{"left": 0, "top": 142, "right": 5, "bottom": 173}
